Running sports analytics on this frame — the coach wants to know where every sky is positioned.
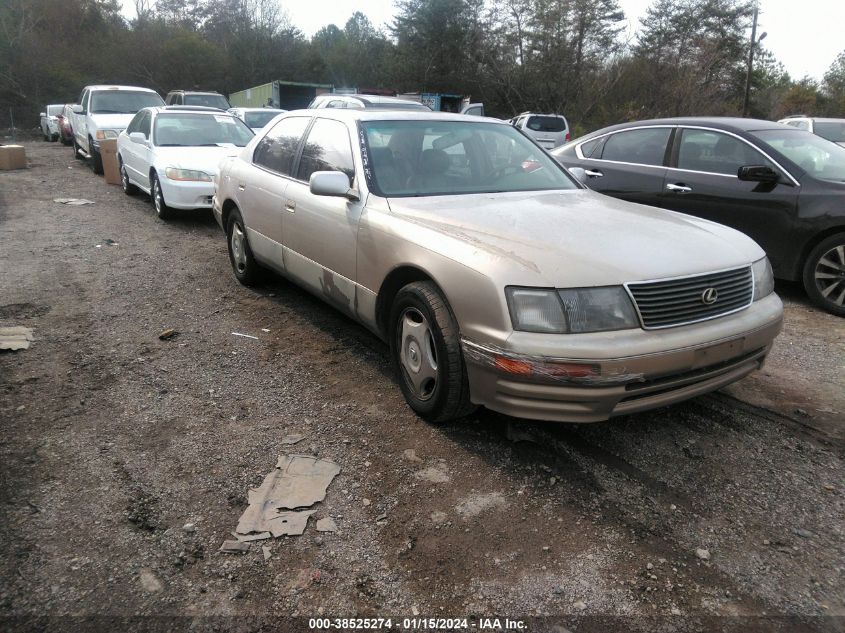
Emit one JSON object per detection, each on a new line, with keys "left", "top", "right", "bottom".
{"left": 121, "top": 0, "right": 845, "bottom": 82}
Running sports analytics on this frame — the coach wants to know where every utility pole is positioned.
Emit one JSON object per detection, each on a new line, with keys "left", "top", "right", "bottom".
{"left": 743, "top": 4, "right": 767, "bottom": 117}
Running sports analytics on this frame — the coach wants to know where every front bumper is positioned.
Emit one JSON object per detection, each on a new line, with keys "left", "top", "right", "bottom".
{"left": 159, "top": 178, "right": 215, "bottom": 210}
{"left": 462, "top": 294, "right": 783, "bottom": 423}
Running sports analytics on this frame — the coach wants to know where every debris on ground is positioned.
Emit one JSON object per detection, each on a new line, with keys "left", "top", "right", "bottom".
{"left": 316, "top": 517, "right": 338, "bottom": 533}
{"left": 220, "top": 540, "right": 250, "bottom": 553}
{"left": 232, "top": 332, "right": 258, "bottom": 340}
{"left": 280, "top": 434, "right": 306, "bottom": 445}
{"left": 158, "top": 328, "right": 178, "bottom": 340}
{"left": 227, "top": 455, "right": 340, "bottom": 547}
{"left": 53, "top": 198, "right": 94, "bottom": 205}
{"left": 695, "top": 548, "right": 711, "bottom": 561}
{"left": 402, "top": 448, "right": 422, "bottom": 462}
{"left": 0, "top": 326, "right": 34, "bottom": 351}
{"left": 262, "top": 545, "right": 271, "bottom": 561}
{"left": 506, "top": 421, "right": 538, "bottom": 443}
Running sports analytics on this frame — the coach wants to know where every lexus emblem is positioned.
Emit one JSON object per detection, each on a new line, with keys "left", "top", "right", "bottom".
{"left": 701, "top": 287, "right": 719, "bottom": 305}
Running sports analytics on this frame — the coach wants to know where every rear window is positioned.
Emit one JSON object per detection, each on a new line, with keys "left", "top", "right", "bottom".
{"left": 47, "top": 105, "right": 63, "bottom": 116}
{"left": 244, "top": 110, "right": 283, "bottom": 129}
{"left": 813, "top": 121, "right": 845, "bottom": 143}
{"left": 183, "top": 94, "right": 230, "bottom": 110}
{"left": 90, "top": 91, "right": 164, "bottom": 114}
{"left": 526, "top": 116, "right": 567, "bottom": 132}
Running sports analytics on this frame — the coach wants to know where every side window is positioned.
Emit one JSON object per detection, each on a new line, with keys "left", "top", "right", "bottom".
{"left": 600, "top": 128, "right": 671, "bottom": 166}
{"left": 139, "top": 112, "right": 152, "bottom": 138}
{"left": 677, "top": 129, "right": 774, "bottom": 176}
{"left": 253, "top": 116, "right": 310, "bottom": 175}
{"left": 326, "top": 100, "right": 346, "bottom": 109}
{"left": 296, "top": 118, "right": 355, "bottom": 184}
{"left": 579, "top": 137, "right": 603, "bottom": 158}
{"left": 126, "top": 111, "right": 144, "bottom": 134}
{"left": 79, "top": 90, "right": 89, "bottom": 113}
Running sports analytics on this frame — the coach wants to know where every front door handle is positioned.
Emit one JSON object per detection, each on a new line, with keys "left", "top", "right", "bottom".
{"left": 284, "top": 199, "right": 296, "bottom": 213}
{"left": 666, "top": 183, "right": 692, "bottom": 193}
{"left": 584, "top": 169, "right": 603, "bottom": 178}
{"left": 237, "top": 183, "right": 246, "bottom": 191}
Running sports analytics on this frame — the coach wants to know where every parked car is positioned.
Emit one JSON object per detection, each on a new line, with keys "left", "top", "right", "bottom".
{"left": 212, "top": 111, "right": 782, "bottom": 424}
{"left": 308, "top": 94, "right": 433, "bottom": 111}
{"left": 510, "top": 112, "right": 570, "bottom": 149}
{"left": 71, "top": 85, "right": 165, "bottom": 174}
{"left": 552, "top": 117, "right": 845, "bottom": 316}
{"left": 165, "top": 90, "right": 230, "bottom": 110}
{"left": 117, "top": 106, "right": 254, "bottom": 220}
{"left": 227, "top": 107, "right": 287, "bottom": 132}
{"left": 39, "top": 104, "right": 63, "bottom": 141}
{"left": 57, "top": 104, "right": 75, "bottom": 145}
{"left": 778, "top": 115, "right": 845, "bottom": 147}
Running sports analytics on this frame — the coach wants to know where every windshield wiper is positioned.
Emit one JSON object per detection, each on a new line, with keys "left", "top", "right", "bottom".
{"left": 157, "top": 143, "right": 184, "bottom": 147}
{"left": 91, "top": 109, "right": 123, "bottom": 114}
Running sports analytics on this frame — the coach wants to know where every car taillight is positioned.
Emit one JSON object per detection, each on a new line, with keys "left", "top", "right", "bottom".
{"left": 565, "top": 132, "right": 571, "bottom": 142}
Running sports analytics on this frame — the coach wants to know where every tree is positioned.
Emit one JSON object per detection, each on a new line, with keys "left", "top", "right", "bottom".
{"left": 822, "top": 50, "right": 845, "bottom": 116}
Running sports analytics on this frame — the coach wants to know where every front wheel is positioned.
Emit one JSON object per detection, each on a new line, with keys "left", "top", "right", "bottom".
{"left": 389, "top": 281, "right": 475, "bottom": 424}
{"left": 226, "top": 208, "right": 261, "bottom": 286}
{"left": 89, "top": 137, "right": 103, "bottom": 174}
{"left": 803, "top": 233, "right": 845, "bottom": 317}
{"left": 151, "top": 173, "right": 173, "bottom": 220}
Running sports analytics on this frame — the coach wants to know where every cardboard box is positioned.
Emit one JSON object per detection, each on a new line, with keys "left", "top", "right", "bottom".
{"left": 99, "top": 139, "right": 121, "bottom": 185}
{"left": 0, "top": 145, "right": 26, "bottom": 170}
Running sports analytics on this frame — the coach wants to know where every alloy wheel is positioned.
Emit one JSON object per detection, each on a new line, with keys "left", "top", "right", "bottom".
{"left": 814, "top": 244, "right": 845, "bottom": 308}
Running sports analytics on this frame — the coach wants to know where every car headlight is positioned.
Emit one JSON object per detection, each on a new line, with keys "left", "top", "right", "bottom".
{"left": 752, "top": 257, "right": 774, "bottom": 301}
{"left": 95, "top": 129, "right": 119, "bottom": 140}
{"left": 165, "top": 168, "right": 212, "bottom": 182}
{"left": 506, "top": 286, "right": 639, "bottom": 333}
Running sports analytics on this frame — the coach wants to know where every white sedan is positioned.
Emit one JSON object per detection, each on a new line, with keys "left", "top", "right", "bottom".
{"left": 227, "top": 107, "right": 287, "bottom": 133}
{"left": 117, "top": 106, "right": 254, "bottom": 220}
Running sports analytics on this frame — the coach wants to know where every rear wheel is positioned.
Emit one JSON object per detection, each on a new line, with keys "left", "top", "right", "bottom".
{"left": 119, "top": 158, "right": 138, "bottom": 195}
{"left": 803, "top": 233, "right": 845, "bottom": 317}
{"left": 151, "top": 173, "right": 173, "bottom": 220}
{"left": 389, "top": 281, "right": 475, "bottom": 423}
{"left": 226, "top": 208, "right": 261, "bottom": 286}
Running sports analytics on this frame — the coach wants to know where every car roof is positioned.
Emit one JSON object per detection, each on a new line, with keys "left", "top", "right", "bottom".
{"left": 144, "top": 106, "right": 235, "bottom": 115}
{"left": 85, "top": 85, "right": 159, "bottom": 93}
{"left": 284, "top": 109, "right": 505, "bottom": 124}
{"left": 230, "top": 107, "right": 286, "bottom": 113}
{"left": 316, "top": 94, "right": 429, "bottom": 108}
{"left": 170, "top": 90, "right": 224, "bottom": 95}
{"left": 580, "top": 117, "right": 788, "bottom": 138}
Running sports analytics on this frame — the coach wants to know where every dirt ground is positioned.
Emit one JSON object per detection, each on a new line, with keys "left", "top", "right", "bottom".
{"left": 1, "top": 141, "right": 844, "bottom": 633}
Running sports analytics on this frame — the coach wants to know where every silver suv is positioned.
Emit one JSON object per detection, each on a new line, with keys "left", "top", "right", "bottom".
{"left": 511, "top": 112, "right": 570, "bottom": 149}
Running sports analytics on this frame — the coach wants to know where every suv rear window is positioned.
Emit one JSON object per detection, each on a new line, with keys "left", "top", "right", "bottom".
{"left": 90, "top": 91, "right": 164, "bottom": 114}
{"left": 183, "top": 94, "right": 230, "bottom": 110}
{"left": 526, "top": 116, "right": 567, "bottom": 132}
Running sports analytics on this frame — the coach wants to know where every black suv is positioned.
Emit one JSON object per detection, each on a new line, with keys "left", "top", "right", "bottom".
{"left": 552, "top": 117, "right": 845, "bottom": 316}
{"left": 164, "top": 90, "right": 230, "bottom": 110}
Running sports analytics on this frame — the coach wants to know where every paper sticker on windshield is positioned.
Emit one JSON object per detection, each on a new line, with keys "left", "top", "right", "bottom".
{"left": 214, "top": 115, "right": 235, "bottom": 124}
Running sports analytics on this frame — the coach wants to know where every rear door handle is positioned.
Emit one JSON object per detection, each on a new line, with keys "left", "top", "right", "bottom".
{"left": 284, "top": 199, "right": 296, "bottom": 212}
{"left": 666, "top": 183, "right": 692, "bottom": 193}
{"left": 584, "top": 169, "right": 603, "bottom": 178}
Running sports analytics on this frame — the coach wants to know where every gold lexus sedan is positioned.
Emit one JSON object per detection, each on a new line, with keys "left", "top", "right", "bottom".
{"left": 212, "top": 110, "right": 783, "bottom": 424}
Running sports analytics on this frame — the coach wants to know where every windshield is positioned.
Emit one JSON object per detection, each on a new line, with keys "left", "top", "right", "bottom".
{"left": 813, "top": 121, "right": 845, "bottom": 143}
{"left": 751, "top": 129, "right": 845, "bottom": 182}
{"left": 90, "top": 91, "right": 164, "bottom": 114}
{"left": 183, "top": 94, "right": 230, "bottom": 109}
{"left": 244, "top": 110, "right": 283, "bottom": 129}
{"left": 361, "top": 120, "right": 577, "bottom": 197}
{"left": 153, "top": 113, "right": 254, "bottom": 147}
{"left": 526, "top": 116, "right": 567, "bottom": 132}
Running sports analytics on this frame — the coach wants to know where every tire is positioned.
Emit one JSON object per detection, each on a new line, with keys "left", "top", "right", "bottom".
{"left": 802, "top": 233, "right": 845, "bottom": 317}
{"left": 119, "top": 159, "right": 138, "bottom": 195}
{"left": 389, "top": 281, "right": 475, "bottom": 423}
{"left": 150, "top": 173, "right": 173, "bottom": 220}
{"left": 72, "top": 137, "right": 83, "bottom": 160}
{"left": 226, "top": 208, "right": 261, "bottom": 286}
{"left": 89, "top": 137, "right": 103, "bottom": 175}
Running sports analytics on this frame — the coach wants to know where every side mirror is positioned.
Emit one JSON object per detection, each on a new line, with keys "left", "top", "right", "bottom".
{"left": 72, "top": 104, "right": 83, "bottom": 114}
{"left": 310, "top": 171, "right": 357, "bottom": 200}
{"left": 129, "top": 132, "right": 148, "bottom": 145}
{"left": 568, "top": 167, "right": 587, "bottom": 184}
{"left": 39, "top": 112, "right": 46, "bottom": 118}
{"left": 737, "top": 165, "right": 779, "bottom": 184}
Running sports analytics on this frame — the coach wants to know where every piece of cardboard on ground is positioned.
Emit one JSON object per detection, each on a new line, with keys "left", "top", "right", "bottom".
{"left": 235, "top": 455, "right": 340, "bottom": 538}
{"left": 0, "top": 326, "right": 34, "bottom": 351}
{"left": 0, "top": 145, "right": 26, "bottom": 170}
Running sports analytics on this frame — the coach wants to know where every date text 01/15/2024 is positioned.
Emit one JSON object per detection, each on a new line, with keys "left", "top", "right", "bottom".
{"left": 308, "top": 618, "right": 527, "bottom": 630}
